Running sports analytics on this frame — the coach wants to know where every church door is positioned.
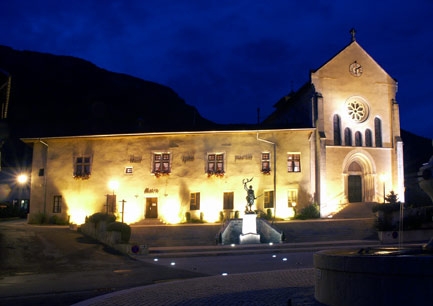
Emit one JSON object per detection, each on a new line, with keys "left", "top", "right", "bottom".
{"left": 348, "top": 175, "right": 362, "bottom": 202}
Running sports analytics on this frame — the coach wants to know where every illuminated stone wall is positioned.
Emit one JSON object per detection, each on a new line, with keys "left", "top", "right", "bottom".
{"left": 25, "top": 129, "right": 315, "bottom": 224}
{"left": 311, "top": 40, "right": 404, "bottom": 216}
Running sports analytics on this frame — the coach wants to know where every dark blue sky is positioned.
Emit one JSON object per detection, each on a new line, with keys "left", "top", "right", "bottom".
{"left": 1, "top": 1, "right": 432, "bottom": 138}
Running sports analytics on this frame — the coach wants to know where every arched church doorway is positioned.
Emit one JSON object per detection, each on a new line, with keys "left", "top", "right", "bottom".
{"left": 347, "top": 161, "right": 363, "bottom": 202}
{"left": 343, "top": 153, "right": 375, "bottom": 203}
{"left": 348, "top": 175, "right": 362, "bottom": 202}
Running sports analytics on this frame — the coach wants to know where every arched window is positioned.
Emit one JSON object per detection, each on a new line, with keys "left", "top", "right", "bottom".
{"left": 344, "top": 128, "right": 352, "bottom": 146}
{"left": 355, "top": 131, "right": 362, "bottom": 146}
{"left": 374, "top": 117, "right": 382, "bottom": 147}
{"left": 365, "top": 129, "right": 372, "bottom": 147}
{"left": 333, "top": 114, "right": 341, "bottom": 145}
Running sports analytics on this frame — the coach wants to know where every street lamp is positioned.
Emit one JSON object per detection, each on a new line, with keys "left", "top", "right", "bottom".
{"left": 380, "top": 174, "right": 387, "bottom": 204}
{"left": 16, "top": 173, "right": 30, "bottom": 215}
{"left": 17, "top": 173, "right": 28, "bottom": 184}
{"left": 108, "top": 180, "right": 119, "bottom": 194}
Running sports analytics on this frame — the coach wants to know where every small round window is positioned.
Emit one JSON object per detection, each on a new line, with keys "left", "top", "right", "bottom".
{"left": 345, "top": 97, "right": 369, "bottom": 123}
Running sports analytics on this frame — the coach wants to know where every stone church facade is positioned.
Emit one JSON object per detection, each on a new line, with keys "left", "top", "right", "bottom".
{"left": 22, "top": 35, "right": 404, "bottom": 224}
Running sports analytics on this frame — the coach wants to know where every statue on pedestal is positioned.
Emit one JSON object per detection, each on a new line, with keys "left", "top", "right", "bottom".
{"left": 243, "top": 177, "right": 256, "bottom": 213}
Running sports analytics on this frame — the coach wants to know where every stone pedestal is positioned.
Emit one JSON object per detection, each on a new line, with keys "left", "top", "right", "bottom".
{"left": 239, "top": 213, "right": 260, "bottom": 244}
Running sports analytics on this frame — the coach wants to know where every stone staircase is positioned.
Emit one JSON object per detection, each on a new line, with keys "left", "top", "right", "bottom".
{"left": 216, "top": 218, "right": 284, "bottom": 245}
{"left": 129, "top": 202, "right": 379, "bottom": 248}
{"left": 331, "top": 202, "right": 377, "bottom": 219}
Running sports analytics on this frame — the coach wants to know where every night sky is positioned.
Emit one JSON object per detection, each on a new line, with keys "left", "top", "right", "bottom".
{"left": 1, "top": 1, "right": 432, "bottom": 138}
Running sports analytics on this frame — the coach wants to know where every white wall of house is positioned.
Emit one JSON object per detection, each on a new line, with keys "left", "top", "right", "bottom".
{"left": 24, "top": 129, "right": 315, "bottom": 224}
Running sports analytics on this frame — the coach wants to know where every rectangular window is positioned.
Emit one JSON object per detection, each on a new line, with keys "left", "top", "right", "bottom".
{"left": 288, "top": 189, "right": 298, "bottom": 207}
{"left": 74, "top": 156, "right": 91, "bottom": 178}
{"left": 223, "top": 192, "right": 234, "bottom": 210}
{"left": 261, "top": 152, "right": 271, "bottom": 173}
{"left": 53, "top": 195, "right": 62, "bottom": 213}
{"left": 287, "top": 153, "right": 301, "bottom": 172}
{"left": 153, "top": 153, "right": 171, "bottom": 174}
{"left": 207, "top": 153, "right": 225, "bottom": 175}
{"left": 264, "top": 190, "right": 274, "bottom": 208}
{"left": 190, "top": 192, "right": 200, "bottom": 210}
{"left": 20, "top": 199, "right": 29, "bottom": 212}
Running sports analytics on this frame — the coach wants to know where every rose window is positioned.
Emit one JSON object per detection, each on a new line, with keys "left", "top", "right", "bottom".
{"left": 346, "top": 100, "right": 368, "bottom": 122}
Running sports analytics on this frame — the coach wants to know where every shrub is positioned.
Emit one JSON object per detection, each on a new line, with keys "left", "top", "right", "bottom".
{"left": 87, "top": 212, "right": 116, "bottom": 224}
{"left": 48, "top": 215, "right": 69, "bottom": 225}
{"left": 257, "top": 209, "right": 272, "bottom": 220}
{"left": 375, "top": 213, "right": 425, "bottom": 231}
{"left": 185, "top": 212, "right": 191, "bottom": 222}
{"left": 372, "top": 203, "right": 401, "bottom": 213}
{"left": 293, "top": 203, "right": 320, "bottom": 220}
{"left": 403, "top": 214, "right": 423, "bottom": 230}
{"left": 385, "top": 191, "right": 399, "bottom": 204}
{"left": 107, "top": 221, "right": 131, "bottom": 243}
{"left": 266, "top": 208, "right": 273, "bottom": 219}
{"left": 28, "top": 212, "right": 49, "bottom": 224}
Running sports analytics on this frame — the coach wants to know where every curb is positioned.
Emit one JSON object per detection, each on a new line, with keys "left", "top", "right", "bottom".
{"left": 132, "top": 240, "right": 381, "bottom": 259}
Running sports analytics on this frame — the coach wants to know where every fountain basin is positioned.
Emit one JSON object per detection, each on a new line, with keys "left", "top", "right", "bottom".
{"left": 314, "top": 247, "right": 433, "bottom": 306}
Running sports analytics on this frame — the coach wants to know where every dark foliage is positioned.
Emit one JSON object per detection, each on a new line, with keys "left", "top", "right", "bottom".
{"left": 87, "top": 212, "right": 116, "bottom": 224}
{"left": 107, "top": 221, "right": 131, "bottom": 243}
{"left": 293, "top": 203, "right": 320, "bottom": 220}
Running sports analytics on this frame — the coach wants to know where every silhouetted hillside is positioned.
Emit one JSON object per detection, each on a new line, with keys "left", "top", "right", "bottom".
{"left": 0, "top": 45, "right": 218, "bottom": 139}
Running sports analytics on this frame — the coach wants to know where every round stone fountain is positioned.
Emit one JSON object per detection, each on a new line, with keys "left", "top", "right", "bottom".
{"left": 314, "top": 245, "right": 433, "bottom": 305}
{"left": 314, "top": 156, "right": 433, "bottom": 306}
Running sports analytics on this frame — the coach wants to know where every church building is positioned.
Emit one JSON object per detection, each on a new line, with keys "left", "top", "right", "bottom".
{"left": 22, "top": 32, "right": 404, "bottom": 225}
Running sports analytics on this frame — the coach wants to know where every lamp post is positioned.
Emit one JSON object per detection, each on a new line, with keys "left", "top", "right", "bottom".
{"left": 17, "top": 173, "right": 29, "bottom": 214}
{"left": 380, "top": 174, "right": 386, "bottom": 204}
{"left": 120, "top": 199, "right": 126, "bottom": 223}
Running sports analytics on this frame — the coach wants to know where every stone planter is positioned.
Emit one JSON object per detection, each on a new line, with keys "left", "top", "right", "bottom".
{"left": 378, "top": 229, "right": 433, "bottom": 244}
{"left": 80, "top": 221, "right": 148, "bottom": 256}
{"left": 113, "top": 243, "right": 149, "bottom": 255}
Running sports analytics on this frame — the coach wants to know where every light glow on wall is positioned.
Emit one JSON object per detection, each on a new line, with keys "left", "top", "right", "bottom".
{"left": 201, "top": 198, "right": 221, "bottom": 223}
{"left": 108, "top": 180, "right": 119, "bottom": 193}
{"left": 119, "top": 198, "right": 144, "bottom": 224}
{"left": 65, "top": 192, "right": 102, "bottom": 224}
{"left": 159, "top": 197, "right": 182, "bottom": 224}
{"left": 321, "top": 183, "right": 341, "bottom": 217}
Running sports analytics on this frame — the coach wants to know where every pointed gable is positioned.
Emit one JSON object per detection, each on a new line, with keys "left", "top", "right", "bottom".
{"left": 311, "top": 40, "right": 396, "bottom": 86}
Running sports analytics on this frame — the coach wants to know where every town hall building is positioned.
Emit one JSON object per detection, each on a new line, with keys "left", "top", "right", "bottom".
{"left": 22, "top": 32, "right": 404, "bottom": 225}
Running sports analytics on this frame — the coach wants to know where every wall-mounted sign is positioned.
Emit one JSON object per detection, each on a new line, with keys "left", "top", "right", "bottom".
{"left": 182, "top": 154, "right": 195, "bottom": 163}
{"left": 144, "top": 188, "right": 159, "bottom": 193}
{"left": 235, "top": 154, "right": 253, "bottom": 161}
{"left": 130, "top": 155, "right": 142, "bottom": 163}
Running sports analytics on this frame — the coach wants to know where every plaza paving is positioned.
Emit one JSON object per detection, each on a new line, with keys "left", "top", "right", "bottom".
{"left": 74, "top": 204, "right": 379, "bottom": 305}
{"left": 73, "top": 268, "right": 320, "bottom": 305}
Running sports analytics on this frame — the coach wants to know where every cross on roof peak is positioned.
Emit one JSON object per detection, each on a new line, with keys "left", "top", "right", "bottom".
{"left": 350, "top": 28, "right": 356, "bottom": 42}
